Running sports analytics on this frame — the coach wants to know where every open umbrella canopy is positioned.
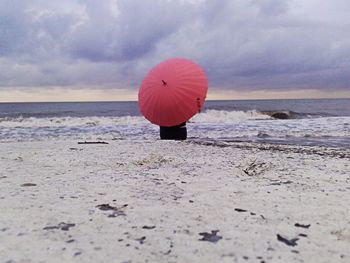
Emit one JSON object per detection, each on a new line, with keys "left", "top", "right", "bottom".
{"left": 138, "top": 58, "right": 208, "bottom": 127}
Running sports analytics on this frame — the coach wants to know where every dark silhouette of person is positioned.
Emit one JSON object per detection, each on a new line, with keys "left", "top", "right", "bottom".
{"left": 159, "top": 122, "right": 187, "bottom": 140}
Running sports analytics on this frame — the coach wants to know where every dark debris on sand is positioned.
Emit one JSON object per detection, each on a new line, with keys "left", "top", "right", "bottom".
{"left": 20, "top": 183, "right": 37, "bottom": 187}
{"left": 234, "top": 208, "right": 248, "bottom": 212}
{"left": 142, "top": 225, "right": 156, "bottom": 230}
{"left": 78, "top": 141, "right": 109, "bottom": 145}
{"left": 295, "top": 223, "right": 311, "bottom": 229}
{"left": 276, "top": 234, "right": 299, "bottom": 246}
{"left": 43, "top": 222, "right": 76, "bottom": 231}
{"left": 199, "top": 230, "right": 223, "bottom": 243}
{"left": 243, "top": 160, "right": 270, "bottom": 176}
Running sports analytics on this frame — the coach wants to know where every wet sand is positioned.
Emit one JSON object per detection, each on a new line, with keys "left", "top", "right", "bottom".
{"left": 0, "top": 139, "right": 349, "bottom": 262}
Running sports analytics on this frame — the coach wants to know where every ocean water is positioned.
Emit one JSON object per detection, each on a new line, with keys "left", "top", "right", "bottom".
{"left": 0, "top": 99, "right": 349, "bottom": 148}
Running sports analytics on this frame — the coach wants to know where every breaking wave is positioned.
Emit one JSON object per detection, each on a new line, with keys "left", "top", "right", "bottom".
{"left": 0, "top": 110, "right": 288, "bottom": 128}
{"left": 192, "top": 109, "right": 324, "bottom": 123}
{"left": 0, "top": 109, "right": 341, "bottom": 128}
{"left": 1, "top": 110, "right": 349, "bottom": 148}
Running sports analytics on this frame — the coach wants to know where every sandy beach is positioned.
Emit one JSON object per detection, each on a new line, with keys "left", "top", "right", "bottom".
{"left": 0, "top": 139, "right": 349, "bottom": 263}
{"left": 1, "top": 0, "right": 350, "bottom": 261}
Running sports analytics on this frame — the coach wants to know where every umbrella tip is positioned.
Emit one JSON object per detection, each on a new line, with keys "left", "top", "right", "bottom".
{"left": 162, "top": 80, "right": 167, "bottom": 86}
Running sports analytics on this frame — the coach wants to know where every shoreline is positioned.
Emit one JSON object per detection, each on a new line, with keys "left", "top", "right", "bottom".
{"left": 1, "top": 139, "right": 349, "bottom": 262}
{"left": 188, "top": 139, "right": 350, "bottom": 158}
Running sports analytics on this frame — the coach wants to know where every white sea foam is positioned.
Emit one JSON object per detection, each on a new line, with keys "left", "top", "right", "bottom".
{"left": 0, "top": 116, "right": 148, "bottom": 128}
{"left": 192, "top": 110, "right": 271, "bottom": 123}
{"left": 0, "top": 116, "right": 153, "bottom": 142}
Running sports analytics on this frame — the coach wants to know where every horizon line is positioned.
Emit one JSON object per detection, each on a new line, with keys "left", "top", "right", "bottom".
{"left": 0, "top": 97, "right": 349, "bottom": 104}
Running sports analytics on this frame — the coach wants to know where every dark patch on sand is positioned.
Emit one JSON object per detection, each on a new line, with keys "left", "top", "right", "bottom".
{"left": 270, "top": 180, "right": 293, "bottom": 185}
{"left": 97, "top": 203, "right": 127, "bottom": 217}
{"left": 135, "top": 236, "right": 146, "bottom": 244}
{"left": 199, "top": 230, "right": 222, "bottom": 243}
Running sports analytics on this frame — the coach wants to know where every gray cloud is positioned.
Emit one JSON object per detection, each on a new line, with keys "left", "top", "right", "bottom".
{"left": 69, "top": 0, "right": 194, "bottom": 62}
{"left": 0, "top": 0, "right": 349, "bottom": 92}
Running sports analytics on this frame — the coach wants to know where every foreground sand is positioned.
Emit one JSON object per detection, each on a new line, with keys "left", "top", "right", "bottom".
{"left": 0, "top": 139, "right": 349, "bottom": 263}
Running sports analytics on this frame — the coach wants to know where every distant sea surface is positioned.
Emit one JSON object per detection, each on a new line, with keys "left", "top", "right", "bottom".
{"left": 0, "top": 99, "right": 349, "bottom": 148}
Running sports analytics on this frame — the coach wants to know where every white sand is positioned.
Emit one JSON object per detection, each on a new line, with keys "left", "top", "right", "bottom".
{"left": 0, "top": 139, "right": 349, "bottom": 263}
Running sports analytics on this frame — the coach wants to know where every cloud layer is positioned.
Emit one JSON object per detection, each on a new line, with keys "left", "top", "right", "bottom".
{"left": 0, "top": 0, "right": 349, "bottom": 93}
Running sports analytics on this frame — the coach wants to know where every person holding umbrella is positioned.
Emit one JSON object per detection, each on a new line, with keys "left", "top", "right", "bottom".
{"left": 138, "top": 58, "right": 208, "bottom": 140}
{"left": 159, "top": 121, "right": 187, "bottom": 140}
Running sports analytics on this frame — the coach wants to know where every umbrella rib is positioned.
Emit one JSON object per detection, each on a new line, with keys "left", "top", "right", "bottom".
{"left": 140, "top": 92, "right": 156, "bottom": 113}
{"left": 167, "top": 88, "right": 190, "bottom": 124}
{"left": 175, "top": 83, "right": 205, "bottom": 100}
{"left": 140, "top": 89, "right": 161, "bottom": 124}
{"left": 170, "top": 86, "right": 198, "bottom": 120}
{"left": 151, "top": 92, "right": 162, "bottom": 125}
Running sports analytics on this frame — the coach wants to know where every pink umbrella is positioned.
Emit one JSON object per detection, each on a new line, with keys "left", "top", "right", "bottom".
{"left": 138, "top": 58, "right": 208, "bottom": 127}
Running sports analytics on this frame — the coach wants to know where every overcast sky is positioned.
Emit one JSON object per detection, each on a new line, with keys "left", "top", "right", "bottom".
{"left": 1, "top": 0, "right": 350, "bottom": 101}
